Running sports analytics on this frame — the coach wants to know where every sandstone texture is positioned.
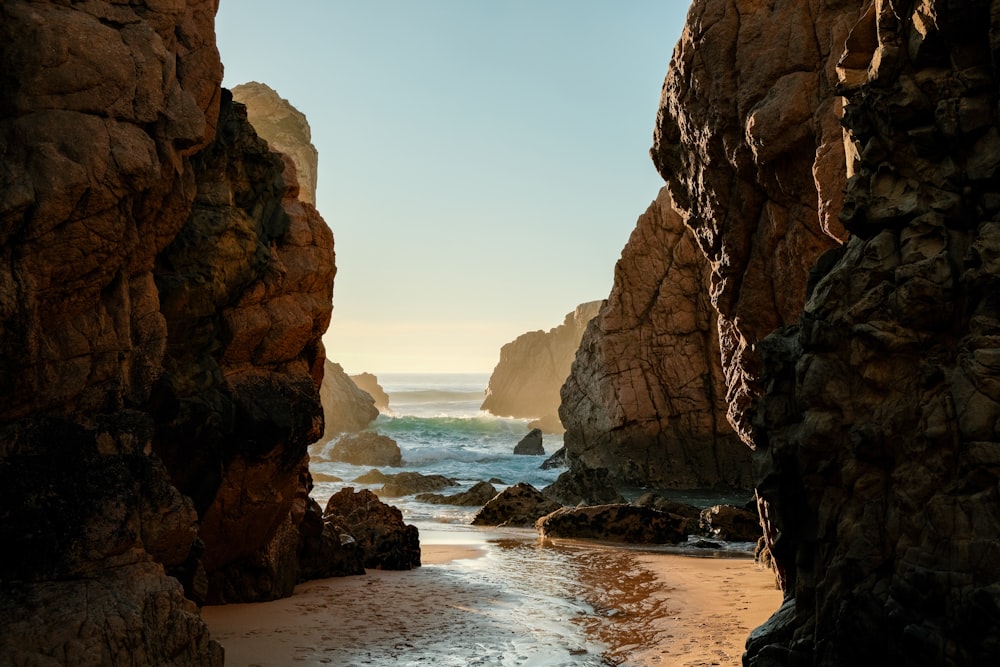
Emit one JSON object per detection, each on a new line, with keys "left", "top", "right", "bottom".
{"left": 0, "top": 0, "right": 340, "bottom": 659}
{"left": 482, "top": 301, "right": 601, "bottom": 431}
{"left": 319, "top": 359, "right": 379, "bottom": 439}
{"left": 741, "top": 2, "right": 1000, "bottom": 664}
{"left": 325, "top": 430, "right": 402, "bottom": 467}
{"left": 560, "top": 187, "right": 751, "bottom": 489}
{"left": 351, "top": 372, "right": 391, "bottom": 412}
{"left": 231, "top": 81, "right": 319, "bottom": 205}
{"left": 649, "top": 0, "right": 1000, "bottom": 663}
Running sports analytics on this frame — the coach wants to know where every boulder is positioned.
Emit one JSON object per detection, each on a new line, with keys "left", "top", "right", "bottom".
{"left": 378, "top": 472, "right": 456, "bottom": 498}
{"left": 297, "top": 498, "right": 365, "bottom": 580}
{"left": 350, "top": 372, "right": 391, "bottom": 413}
{"left": 353, "top": 469, "right": 392, "bottom": 484}
{"left": 632, "top": 493, "right": 702, "bottom": 523}
{"left": 471, "top": 482, "right": 563, "bottom": 528}
{"left": 328, "top": 431, "right": 402, "bottom": 467}
{"left": 324, "top": 488, "right": 420, "bottom": 570}
{"left": 513, "top": 428, "right": 545, "bottom": 455}
{"left": 482, "top": 302, "right": 602, "bottom": 430}
{"left": 536, "top": 505, "right": 688, "bottom": 544}
{"left": 559, "top": 188, "right": 752, "bottom": 489}
{"left": 540, "top": 446, "right": 567, "bottom": 470}
{"left": 542, "top": 468, "right": 626, "bottom": 506}
{"left": 319, "top": 360, "right": 379, "bottom": 439}
{"left": 698, "top": 504, "right": 761, "bottom": 543}
{"left": 416, "top": 481, "right": 499, "bottom": 506}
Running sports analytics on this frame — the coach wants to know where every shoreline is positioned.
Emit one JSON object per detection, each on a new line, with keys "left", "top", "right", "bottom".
{"left": 203, "top": 528, "right": 781, "bottom": 666}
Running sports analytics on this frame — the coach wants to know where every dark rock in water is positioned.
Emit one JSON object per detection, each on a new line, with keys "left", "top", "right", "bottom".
{"left": 329, "top": 431, "right": 402, "bottom": 467}
{"left": 296, "top": 498, "right": 365, "bottom": 581}
{"left": 378, "top": 472, "right": 456, "bottom": 498}
{"left": 542, "top": 468, "right": 626, "bottom": 506}
{"left": 350, "top": 372, "right": 391, "bottom": 413}
{"left": 536, "top": 505, "right": 688, "bottom": 544}
{"left": 417, "top": 481, "right": 499, "bottom": 506}
{"left": 540, "top": 446, "right": 567, "bottom": 470}
{"left": 319, "top": 360, "right": 379, "bottom": 439}
{"left": 471, "top": 482, "right": 563, "bottom": 528}
{"left": 691, "top": 539, "right": 724, "bottom": 549}
{"left": 631, "top": 493, "right": 702, "bottom": 522}
{"left": 354, "top": 469, "right": 392, "bottom": 484}
{"left": 514, "top": 428, "right": 545, "bottom": 455}
{"left": 310, "top": 472, "right": 343, "bottom": 483}
{"left": 699, "top": 504, "right": 761, "bottom": 542}
{"left": 324, "top": 488, "right": 420, "bottom": 570}
{"left": 488, "top": 477, "right": 506, "bottom": 485}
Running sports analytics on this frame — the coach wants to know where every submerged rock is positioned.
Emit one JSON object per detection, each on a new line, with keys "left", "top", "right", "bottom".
{"left": 540, "top": 446, "right": 567, "bottom": 470}
{"left": 536, "top": 505, "right": 688, "bottom": 544}
{"left": 513, "top": 428, "right": 545, "bottom": 455}
{"left": 328, "top": 431, "right": 402, "bottom": 467}
{"left": 416, "top": 481, "right": 499, "bottom": 506}
{"left": 471, "top": 482, "right": 563, "bottom": 528}
{"left": 324, "top": 488, "right": 420, "bottom": 570}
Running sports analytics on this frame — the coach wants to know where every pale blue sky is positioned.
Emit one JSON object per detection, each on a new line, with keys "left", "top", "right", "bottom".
{"left": 216, "top": 1, "right": 690, "bottom": 373}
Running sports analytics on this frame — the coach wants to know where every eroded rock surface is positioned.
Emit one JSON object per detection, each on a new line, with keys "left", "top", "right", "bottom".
{"left": 482, "top": 301, "right": 601, "bottom": 431}
{"left": 536, "top": 505, "right": 688, "bottom": 544}
{"left": 745, "top": 2, "right": 1000, "bottom": 664}
{"left": 471, "top": 482, "right": 563, "bottom": 528}
{"left": 324, "top": 488, "right": 421, "bottom": 570}
{"left": 326, "top": 431, "right": 402, "bottom": 467}
{"left": 351, "top": 372, "right": 391, "bottom": 412}
{"left": 560, "top": 187, "right": 751, "bottom": 489}
{"left": 319, "top": 360, "right": 379, "bottom": 439}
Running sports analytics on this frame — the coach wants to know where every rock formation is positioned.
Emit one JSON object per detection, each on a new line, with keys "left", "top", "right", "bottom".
{"left": 536, "top": 505, "right": 689, "bottom": 544}
{"left": 513, "top": 427, "right": 545, "bottom": 455}
{"left": 650, "top": 0, "right": 1000, "bottom": 664}
{"left": 471, "top": 482, "right": 563, "bottom": 528}
{"left": 231, "top": 81, "right": 319, "bottom": 205}
{"left": 0, "top": 0, "right": 340, "bottom": 660}
{"left": 482, "top": 301, "right": 602, "bottom": 431}
{"left": 351, "top": 372, "right": 391, "bottom": 412}
{"left": 560, "top": 187, "right": 752, "bottom": 489}
{"left": 416, "top": 481, "right": 500, "bottom": 506}
{"left": 326, "top": 431, "right": 402, "bottom": 467}
{"left": 324, "top": 488, "right": 421, "bottom": 570}
{"left": 319, "top": 359, "right": 379, "bottom": 439}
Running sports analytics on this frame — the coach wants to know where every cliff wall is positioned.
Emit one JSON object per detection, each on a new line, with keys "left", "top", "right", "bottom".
{"left": 482, "top": 301, "right": 601, "bottom": 431}
{"left": 0, "top": 1, "right": 337, "bottom": 662}
{"left": 560, "top": 187, "right": 750, "bottom": 488}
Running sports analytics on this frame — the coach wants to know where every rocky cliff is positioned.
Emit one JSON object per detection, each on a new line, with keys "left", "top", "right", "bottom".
{"left": 559, "top": 187, "right": 751, "bottom": 489}
{"left": 231, "top": 81, "right": 319, "bottom": 205}
{"left": 319, "top": 360, "right": 379, "bottom": 439}
{"left": 0, "top": 1, "right": 338, "bottom": 663}
{"left": 651, "top": 0, "right": 1000, "bottom": 664}
{"left": 482, "top": 301, "right": 601, "bottom": 431}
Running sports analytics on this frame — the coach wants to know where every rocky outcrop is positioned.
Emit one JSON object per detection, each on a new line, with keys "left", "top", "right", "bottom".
{"left": 542, "top": 468, "right": 626, "bottom": 507}
{"left": 471, "top": 482, "right": 563, "bottom": 528}
{"left": 649, "top": 0, "right": 1000, "bottom": 663}
{"left": 378, "top": 471, "right": 456, "bottom": 498}
{"left": 482, "top": 301, "right": 601, "bottom": 431}
{"left": 416, "top": 481, "right": 499, "bottom": 506}
{"left": 231, "top": 81, "right": 318, "bottom": 205}
{"left": 0, "top": 0, "right": 341, "bottom": 658}
{"left": 326, "top": 431, "right": 402, "bottom": 467}
{"left": 324, "top": 488, "right": 421, "bottom": 570}
{"left": 351, "top": 372, "right": 391, "bottom": 412}
{"left": 0, "top": 1, "right": 227, "bottom": 662}
{"left": 560, "top": 187, "right": 751, "bottom": 489}
{"left": 513, "top": 428, "right": 545, "bottom": 455}
{"left": 536, "top": 505, "right": 689, "bottom": 544}
{"left": 741, "top": 2, "right": 1000, "bottom": 664}
{"left": 319, "top": 360, "right": 379, "bottom": 439}
{"left": 698, "top": 504, "right": 760, "bottom": 543}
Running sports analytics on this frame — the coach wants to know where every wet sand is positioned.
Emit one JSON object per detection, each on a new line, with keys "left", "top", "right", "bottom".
{"left": 203, "top": 537, "right": 781, "bottom": 666}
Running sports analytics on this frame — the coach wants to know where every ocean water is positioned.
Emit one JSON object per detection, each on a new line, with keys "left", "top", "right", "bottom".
{"left": 304, "top": 373, "right": 757, "bottom": 665}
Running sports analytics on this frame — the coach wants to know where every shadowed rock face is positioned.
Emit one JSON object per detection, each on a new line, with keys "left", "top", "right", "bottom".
{"left": 745, "top": 2, "right": 1000, "bottom": 664}
{"left": 560, "top": 187, "right": 751, "bottom": 489}
{"left": 0, "top": 0, "right": 337, "bottom": 660}
{"left": 482, "top": 301, "right": 602, "bottom": 431}
{"left": 319, "top": 360, "right": 379, "bottom": 438}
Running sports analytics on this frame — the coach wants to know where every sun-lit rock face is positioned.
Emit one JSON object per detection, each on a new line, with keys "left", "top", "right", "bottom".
{"left": 651, "top": 0, "right": 853, "bottom": 445}
{"left": 232, "top": 81, "right": 319, "bottom": 205}
{"left": 745, "top": 1, "right": 1000, "bottom": 664}
{"left": 482, "top": 301, "right": 602, "bottom": 431}
{"left": 559, "top": 186, "right": 751, "bottom": 489}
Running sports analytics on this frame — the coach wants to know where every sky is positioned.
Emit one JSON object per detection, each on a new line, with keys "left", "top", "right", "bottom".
{"left": 215, "top": 1, "right": 690, "bottom": 374}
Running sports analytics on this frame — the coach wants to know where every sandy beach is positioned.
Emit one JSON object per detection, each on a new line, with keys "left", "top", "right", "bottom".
{"left": 203, "top": 532, "right": 781, "bottom": 667}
